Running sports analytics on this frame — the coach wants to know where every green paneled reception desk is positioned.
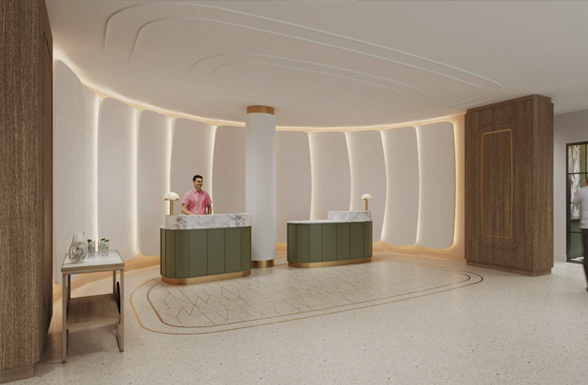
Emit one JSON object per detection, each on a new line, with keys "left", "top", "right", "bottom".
{"left": 160, "top": 214, "right": 251, "bottom": 284}
{"left": 287, "top": 211, "right": 372, "bottom": 267}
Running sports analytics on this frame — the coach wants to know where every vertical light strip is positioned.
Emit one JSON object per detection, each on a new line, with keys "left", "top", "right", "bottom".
{"left": 92, "top": 96, "right": 102, "bottom": 242}
{"left": 345, "top": 132, "right": 354, "bottom": 211}
{"left": 380, "top": 130, "right": 390, "bottom": 240}
{"left": 209, "top": 125, "right": 217, "bottom": 199}
{"left": 132, "top": 109, "right": 139, "bottom": 255}
{"left": 308, "top": 132, "right": 317, "bottom": 220}
{"left": 450, "top": 115, "right": 465, "bottom": 255}
{"left": 167, "top": 118, "right": 174, "bottom": 194}
{"left": 415, "top": 126, "right": 423, "bottom": 245}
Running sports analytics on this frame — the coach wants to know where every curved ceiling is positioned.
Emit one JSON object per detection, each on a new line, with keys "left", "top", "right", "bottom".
{"left": 47, "top": 1, "right": 588, "bottom": 128}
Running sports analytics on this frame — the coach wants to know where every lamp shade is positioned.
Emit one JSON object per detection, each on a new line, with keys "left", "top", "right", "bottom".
{"left": 361, "top": 193, "right": 373, "bottom": 200}
{"left": 163, "top": 192, "right": 180, "bottom": 201}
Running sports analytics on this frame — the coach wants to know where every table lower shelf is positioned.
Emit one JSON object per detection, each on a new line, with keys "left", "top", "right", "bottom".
{"left": 67, "top": 293, "right": 120, "bottom": 330}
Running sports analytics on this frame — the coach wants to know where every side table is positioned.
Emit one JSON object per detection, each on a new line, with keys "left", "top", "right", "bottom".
{"left": 61, "top": 250, "right": 125, "bottom": 363}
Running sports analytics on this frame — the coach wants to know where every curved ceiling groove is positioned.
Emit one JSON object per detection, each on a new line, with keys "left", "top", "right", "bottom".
{"left": 189, "top": 54, "right": 423, "bottom": 93}
{"left": 100, "top": 2, "right": 503, "bottom": 127}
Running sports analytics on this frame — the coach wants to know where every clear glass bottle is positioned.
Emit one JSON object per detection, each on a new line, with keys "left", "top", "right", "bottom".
{"left": 87, "top": 239, "right": 95, "bottom": 258}
{"left": 99, "top": 238, "right": 110, "bottom": 257}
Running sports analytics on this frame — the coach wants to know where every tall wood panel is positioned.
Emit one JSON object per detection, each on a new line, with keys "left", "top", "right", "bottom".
{"left": 0, "top": 0, "right": 53, "bottom": 381}
{"left": 465, "top": 95, "right": 553, "bottom": 275}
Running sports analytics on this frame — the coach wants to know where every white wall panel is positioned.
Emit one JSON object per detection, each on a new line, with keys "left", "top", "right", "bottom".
{"left": 170, "top": 119, "right": 215, "bottom": 202}
{"left": 346, "top": 130, "right": 386, "bottom": 242}
{"left": 54, "top": 61, "right": 98, "bottom": 282}
{"left": 276, "top": 131, "right": 311, "bottom": 243}
{"left": 98, "top": 98, "right": 137, "bottom": 260}
{"left": 416, "top": 122, "right": 455, "bottom": 248}
{"left": 137, "top": 111, "right": 171, "bottom": 256}
{"left": 212, "top": 126, "right": 246, "bottom": 214}
{"left": 309, "top": 132, "right": 350, "bottom": 220}
{"left": 381, "top": 127, "right": 419, "bottom": 245}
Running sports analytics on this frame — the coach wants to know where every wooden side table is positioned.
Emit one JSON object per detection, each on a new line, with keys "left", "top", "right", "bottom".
{"left": 61, "top": 250, "right": 125, "bottom": 363}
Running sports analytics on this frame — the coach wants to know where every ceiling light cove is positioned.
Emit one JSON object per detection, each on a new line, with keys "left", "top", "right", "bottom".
{"left": 102, "top": 3, "right": 502, "bottom": 127}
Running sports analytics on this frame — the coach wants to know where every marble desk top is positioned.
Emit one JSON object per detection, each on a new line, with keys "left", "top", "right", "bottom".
{"left": 164, "top": 213, "right": 251, "bottom": 230}
{"left": 328, "top": 211, "right": 372, "bottom": 222}
{"left": 62, "top": 250, "right": 124, "bottom": 273}
{"left": 288, "top": 211, "right": 372, "bottom": 224}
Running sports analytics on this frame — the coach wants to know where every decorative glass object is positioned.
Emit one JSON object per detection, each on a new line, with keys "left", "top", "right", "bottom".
{"left": 99, "top": 238, "right": 110, "bottom": 257}
{"left": 68, "top": 232, "right": 87, "bottom": 263}
{"left": 87, "top": 239, "right": 96, "bottom": 258}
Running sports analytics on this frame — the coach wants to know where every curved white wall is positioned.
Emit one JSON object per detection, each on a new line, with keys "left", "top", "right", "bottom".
{"left": 213, "top": 126, "right": 246, "bottom": 214}
{"left": 381, "top": 127, "right": 420, "bottom": 245}
{"left": 309, "top": 132, "right": 351, "bottom": 220}
{"left": 137, "top": 110, "right": 171, "bottom": 256}
{"left": 276, "top": 131, "right": 311, "bottom": 243}
{"left": 170, "top": 119, "right": 216, "bottom": 201}
{"left": 416, "top": 122, "right": 455, "bottom": 248}
{"left": 98, "top": 98, "right": 137, "bottom": 260}
{"left": 54, "top": 62, "right": 466, "bottom": 277}
{"left": 346, "top": 130, "right": 386, "bottom": 242}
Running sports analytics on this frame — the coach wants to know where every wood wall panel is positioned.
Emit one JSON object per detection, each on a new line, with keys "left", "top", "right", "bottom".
{"left": 481, "top": 129, "right": 513, "bottom": 239}
{"left": 0, "top": 0, "right": 53, "bottom": 378}
{"left": 465, "top": 95, "right": 553, "bottom": 275}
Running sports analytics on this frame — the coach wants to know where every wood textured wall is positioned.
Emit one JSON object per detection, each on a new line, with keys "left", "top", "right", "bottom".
{"left": 465, "top": 95, "right": 553, "bottom": 275}
{"left": 0, "top": 0, "right": 53, "bottom": 380}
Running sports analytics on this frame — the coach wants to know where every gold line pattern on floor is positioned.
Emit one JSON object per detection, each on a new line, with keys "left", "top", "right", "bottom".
{"left": 130, "top": 254, "right": 483, "bottom": 335}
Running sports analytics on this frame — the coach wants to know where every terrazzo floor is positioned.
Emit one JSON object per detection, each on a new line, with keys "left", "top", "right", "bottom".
{"left": 19, "top": 252, "right": 588, "bottom": 384}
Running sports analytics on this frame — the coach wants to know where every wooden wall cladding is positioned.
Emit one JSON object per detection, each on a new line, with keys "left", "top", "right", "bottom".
{"left": 465, "top": 95, "right": 553, "bottom": 275}
{"left": 0, "top": 0, "right": 53, "bottom": 380}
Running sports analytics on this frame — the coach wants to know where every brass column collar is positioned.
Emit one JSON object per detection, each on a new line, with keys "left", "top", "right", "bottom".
{"left": 251, "top": 259, "right": 275, "bottom": 268}
{"left": 247, "top": 105, "right": 275, "bottom": 115}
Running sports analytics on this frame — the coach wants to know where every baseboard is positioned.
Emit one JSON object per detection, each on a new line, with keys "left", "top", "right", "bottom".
{"left": 0, "top": 364, "right": 35, "bottom": 383}
{"left": 467, "top": 260, "right": 551, "bottom": 276}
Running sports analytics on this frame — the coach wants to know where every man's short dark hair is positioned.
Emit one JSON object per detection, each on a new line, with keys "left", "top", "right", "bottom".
{"left": 193, "top": 175, "right": 203, "bottom": 182}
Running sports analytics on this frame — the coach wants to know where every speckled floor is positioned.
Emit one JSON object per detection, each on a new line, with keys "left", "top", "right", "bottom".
{"left": 20, "top": 252, "right": 588, "bottom": 385}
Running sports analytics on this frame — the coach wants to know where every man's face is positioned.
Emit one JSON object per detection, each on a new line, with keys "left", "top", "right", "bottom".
{"left": 193, "top": 178, "right": 203, "bottom": 191}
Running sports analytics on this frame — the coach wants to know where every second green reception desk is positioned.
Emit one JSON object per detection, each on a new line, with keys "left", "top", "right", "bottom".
{"left": 161, "top": 214, "right": 251, "bottom": 284}
{"left": 287, "top": 211, "right": 372, "bottom": 267}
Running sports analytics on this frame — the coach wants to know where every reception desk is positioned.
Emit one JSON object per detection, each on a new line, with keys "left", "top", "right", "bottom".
{"left": 287, "top": 211, "right": 372, "bottom": 267}
{"left": 160, "top": 214, "right": 251, "bottom": 284}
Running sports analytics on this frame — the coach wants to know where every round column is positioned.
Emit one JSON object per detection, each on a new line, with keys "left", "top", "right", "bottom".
{"left": 246, "top": 106, "right": 276, "bottom": 268}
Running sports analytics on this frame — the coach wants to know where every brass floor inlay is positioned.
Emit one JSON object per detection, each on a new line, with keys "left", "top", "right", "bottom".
{"left": 130, "top": 254, "right": 483, "bottom": 335}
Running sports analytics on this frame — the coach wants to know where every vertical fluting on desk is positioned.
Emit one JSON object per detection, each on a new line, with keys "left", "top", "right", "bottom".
{"left": 246, "top": 106, "right": 276, "bottom": 265}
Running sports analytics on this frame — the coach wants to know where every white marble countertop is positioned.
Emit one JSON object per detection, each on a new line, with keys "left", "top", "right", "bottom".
{"left": 62, "top": 250, "right": 124, "bottom": 273}
{"left": 288, "top": 211, "right": 372, "bottom": 224}
{"left": 164, "top": 213, "right": 251, "bottom": 229}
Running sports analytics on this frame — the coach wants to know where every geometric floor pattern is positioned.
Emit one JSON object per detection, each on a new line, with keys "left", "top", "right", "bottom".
{"left": 131, "top": 254, "right": 483, "bottom": 334}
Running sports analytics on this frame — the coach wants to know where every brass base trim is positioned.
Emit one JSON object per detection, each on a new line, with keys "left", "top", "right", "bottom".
{"left": 247, "top": 105, "right": 275, "bottom": 115}
{"left": 467, "top": 261, "right": 551, "bottom": 276}
{"left": 251, "top": 260, "right": 275, "bottom": 268}
{"left": 1, "top": 364, "right": 36, "bottom": 383}
{"left": 289, "top": 257, "right": 372, "bottom": 268}
{"left": 162, "top": 270, "right": 250, "bottom": 285}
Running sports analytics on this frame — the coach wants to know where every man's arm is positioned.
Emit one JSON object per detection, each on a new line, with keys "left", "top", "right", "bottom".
{"left": 206, "top": 204, "right": 213, "bottom": 215}
{"left": 181, "top": 204, "right": 192, "bottom": 215}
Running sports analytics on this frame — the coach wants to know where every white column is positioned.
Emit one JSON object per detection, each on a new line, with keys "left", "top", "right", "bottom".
{"left": 246, "top": 106, "right": 276, "bottom": 268}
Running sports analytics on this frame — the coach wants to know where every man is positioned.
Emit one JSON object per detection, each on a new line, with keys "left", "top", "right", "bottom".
{"left": 181, "top": 175, "right": 213, "bottom": 215}
{"left": 572, "top": 178, "right": 588, "bottom": 291}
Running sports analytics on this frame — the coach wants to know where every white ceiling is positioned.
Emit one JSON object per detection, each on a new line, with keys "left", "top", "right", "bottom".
{"left": 47, "top": 1, "right": 588, "bottom": 128}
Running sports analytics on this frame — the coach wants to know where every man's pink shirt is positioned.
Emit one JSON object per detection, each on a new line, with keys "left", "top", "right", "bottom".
{"left": 182, "top": 189, "right": 212, "bottom": 214}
